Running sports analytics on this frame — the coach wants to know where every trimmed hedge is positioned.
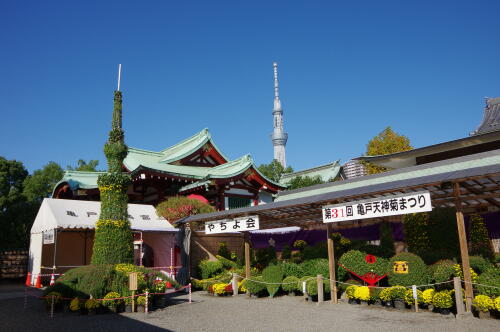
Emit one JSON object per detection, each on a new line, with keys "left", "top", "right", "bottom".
{"left": 476, "top": 267, "right": 500, "bottom": 297}
{"left": 300, "top": 258, "right": 330, "bottom": 278}
{"left": 388, "top": 252, "right": 430, "bottom": 287}
{"left": 431, "top": 260, "right": 455, "bottom": 284}
{"left": 468, "top": 255, "right": 494, "bottom": 274}
{"left": 282, "top": 276, "right": 299, "bottom": 292}
{"left": 243, "top": 276, "right": 266, "bottom": 295}
{"left": 262, "top": 264, "right": 283, "bottom": 297}
{"left": 199, "top": 260, "right": 224, "bottom": 279}
{"left": 338, "top": 250, "right": 389, "bottom": 277}
{"left": 281, "top": 262, "right": 304, "bottom": 278}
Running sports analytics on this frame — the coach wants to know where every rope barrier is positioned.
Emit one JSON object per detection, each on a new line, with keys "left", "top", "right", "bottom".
{"left": 463, "top": 280, "right": 500, "bottom": 290}
{"left": 233, "top": 274, "right": 316, "bottom": 285}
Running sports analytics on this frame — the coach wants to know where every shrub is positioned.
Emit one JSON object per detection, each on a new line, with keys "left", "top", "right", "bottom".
{"left": 44, "top": 292, "right": 62, "bottom": 306}
{"left": 216, "top": 255, "right": 239, "bottom": 270}
{"left": 476, "top": 267, "right": 500, "bottom": 297}
{"left": 338, "top": 279, "right": 361, "bottom": 292}
{"left": 70, "top": 298, "right": 82, "bottom": 311}
{"left": 473, "top": 295, "right": 494, "bottom": 312}
{"left": 136, "top": 296, "right": 146, "bottom": 306}
{"left": 281, "top": 245, "right": 292, "bottom": 260}
{"left": 379, "top": 222, "right": 395, "bottom": 258}
{"left": 156, "top": 195, "right": 215, "bottom": 224}
{"left": 339, "top": 250, "right": 389, "bottom": 278}
{"left": 370, "top": 288, "right": 382, "bottom": 302}
{"left": 199, "top": 260, "right": 224, "bottom": 279}
{"left": 354, "top": 286, "right": 370, "bottom": 301}
{"left": 331, "top": 233, "right": 352, "bottom": 258}
{"left": 300, "top": 258, "right": 330, "bottom": 278}
{"left": 305, "top": 277, "right": 331, "bottom": 296}
{"left": 432, "top": 291, "right": 453, "bottom": 309}
{"left": 404, "top": 289, "right": 423, "bottom": 305}
{"left": 154, "top": 280, "right": 166, "bottom": 293}
{"left": 262, "top": 265, "right": 283, "bottom": 297}
{"left": 345, "top": 285, "right": 358, "bottom": 299}
{"left": 281, "top": 262, "right": 304, "bottom": 278}
{"left": 282, "top": 276, "right": 299, "bottom": 292}
{"left": 102, "top": 291, "right": 123, "bottom": 307}
{"left": 293, "top": 240, "right": 307, "bottom": 251}
{"left": 494, "top": 296, "right": 500, "bottom": 311}
{"left": 428, "top": 208, "right": 460, "bottom": 260}
{"left": 255, "top": 247, "right": 277, "bottom": 268}
{"left": 452, "top": 264, "right": 479, "bottom": 284}
{"left": 388, "top": 252, "right": 430, "bottom": 287}
{"left": 212, "top": 283, "right": 227, "bottom": 295}
{"left": 469, "top": 214, "right": 494, "bottom": 261}
{"left": 85, "top": 298, "right": 100, "bottom": 310}
{"left": 403, "top": 213, "right": 430, "bottom": 254}
{"left": 390, "top": 286, "right": 407, "bottom": 300}
{"left": 217, "top": 242, "right": 231, "bottom": 260}
{"left": 432, "top": 260, "right": 455, "bottom": 283}
{"left": 379, "top": 288, "right": 392, "bottom": 302}
{"left": 468, "top": 255, "right": 494, "bottom": 274}
{"left": 303, "top": 242, "right": 328, "bottom": 260}
{"left": 422, "top": 289, "right": 435, "bottom": 305}
{"left": 243, "top": 276, "right": 266, "bottom": 295}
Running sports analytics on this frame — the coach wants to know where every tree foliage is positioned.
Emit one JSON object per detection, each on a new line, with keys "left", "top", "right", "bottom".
{"left": 287, "top": 175, "right": 324, "bottom": 190}
{"left": 23, "top": 161, "right": 63, "bottom": 202}
{"left": 364, "top": 127, "right": 413, "bottom": 174}
{"left": 67, "top": 159, "right": 100, "bottom": 172}
{"left": 0, "top": 157, "right": 28, "bottom": 210}
{"left": 156, "top": 196, "right": 215, "bottom": 224}
{"left": 469, "top": 214, "right": 494, "bottom": 261}
{"left": 257, "top": 159, "right": 293, "bottom": 182}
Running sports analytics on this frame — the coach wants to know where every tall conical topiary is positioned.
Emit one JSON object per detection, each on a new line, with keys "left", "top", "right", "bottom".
{"left": 91, "top": 89, "right": 133, "bottom": 264}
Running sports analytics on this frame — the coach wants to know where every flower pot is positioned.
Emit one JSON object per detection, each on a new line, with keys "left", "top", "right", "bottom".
{"left": 88, "top": 309, "right": 97, "bottom": 315}
{"left": 109, "top": 306, "right": 118, "bottom": 313}
{"left": 348, "top": 298, "right": 357, "bottom": 305}
{"left": 478, "top": 310, "right": 491, "bottom": 319}
{"left": 137, "top": 305, "right": 145, "bottom": 313}
{"left": 439, "top": 308, "right": 451, "bottom": 315}
{"left": 360, "top": 300, "right": 369, "bottom": 306}
{"left": 125, "top": 305, "right": 132, "bottom": 313}
{"left": 393, "top": 300, "right": 405, "bottom": 310}
{"left": 382, "top": 300, "right": 392, "bottom": 308}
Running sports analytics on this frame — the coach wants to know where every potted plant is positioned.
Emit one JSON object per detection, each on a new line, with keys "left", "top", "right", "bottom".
{"left": 124, "top": 296, "right": 133, "bottom": 312}
{"left": 153, "top": 281, "right": 166, "bottom": 309}
{"left": 137, "top": 296, "right": 146, "bottom": 312}
{"left": 422, "top": 289, "right": 435, "bottom": 311}
{"left": 390, "top": 286, "right": 407, "bottom": 310}
{"left": 354, "top": 286, "right": 371, "bottom": 306}
{"left": 69, "top": 298, "right": 83, "bottom": 314}
{"left": 346, "top": 285, "right": 358, "bottom": 304}
{"left": 102, "top": 292, "right": 123, "bottom": 313}
{"left": 85, "top": 298, "right": 100, "bottom": 315}
{"left": 404, "top": 289, "right": 423, "bottom": 310}
{"left": 44, "top": 291, "right": 62, "bottom": 311}
{"left": 432, "top": 291, "right": 453, "bottom": 315}
{"left": 282, "top": 276, "right": 299, "bottom": 296}
{"left": 493, "top": 296, "right": 500, "bottom": 319}
{"left": 473, "top": 295, "right": 494, "bottom": 319}
{"left": 379, "top": 288, "right": 393, "bottom": 308}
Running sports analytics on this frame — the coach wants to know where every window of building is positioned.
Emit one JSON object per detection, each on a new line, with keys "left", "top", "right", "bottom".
{"left": 227, "top": 196, "right": 252, "bottom": 210}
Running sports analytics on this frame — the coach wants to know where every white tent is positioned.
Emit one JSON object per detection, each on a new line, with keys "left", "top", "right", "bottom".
{"left": 29, "top": 198, "right": 178, "bottom": 284}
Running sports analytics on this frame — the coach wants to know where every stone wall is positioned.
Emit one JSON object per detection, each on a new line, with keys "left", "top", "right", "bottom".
{"left": 0, "top": 249, "right": 28, "bottom": 279}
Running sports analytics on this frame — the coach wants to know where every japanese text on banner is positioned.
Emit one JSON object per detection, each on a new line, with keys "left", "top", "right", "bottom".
{"left": 205, "top": 216, "right": 260, "bottom": 234}
{"left": 322, "top": 192, "right": 432, "bottom": 223}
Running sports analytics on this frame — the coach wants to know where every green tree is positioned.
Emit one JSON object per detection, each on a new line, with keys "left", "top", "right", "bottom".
{"left": 91, "top": 90, "right": 134, "bottom": 265}
{"left": 364, "top": 126, "right": 413, "bottom": 174}
{"left": 287, "top": 175, "right": 324, "bottom": 190}
{"left": 469, "top": 214, "right": 494, "bottom": 261}
{"left": 257, "top": 159, "right": 293, "bottom": 182}
{"left": 23, "top": 161, "right": 63, "bottom": 202}
{"left": 67, "top": 159, "right": 100, "bottom": 172}
{"left": 379, "top": 222, "right": 395, "bottom": 257}
{"left": 0, "top": 157, "right": 28, "bottom": 210}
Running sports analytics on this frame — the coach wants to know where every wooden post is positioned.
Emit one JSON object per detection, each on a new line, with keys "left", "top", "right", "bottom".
{"left": 453, "top": 277, "right": 465, "bottom": 316}
{"left": 244, "top": 232, "right": 251, "bottom": 297}
{"left": 317, "top": 274, "right": 324, "bottom": 305}
{"left": 453, "top": 182, "right": 473, "bottom": 312}
{"left": 326, "top": 223, "right": 338, "bottom": 303}
{"left": 131, "top": 290, "right": 135, "bottom": 312}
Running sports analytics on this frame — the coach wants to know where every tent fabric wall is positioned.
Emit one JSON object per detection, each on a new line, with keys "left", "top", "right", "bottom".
{"left": 142, "top": 232, "right": 177, "bottom": 269}
{"left": 28, "top": 233, "right": 42, "bottom": 284}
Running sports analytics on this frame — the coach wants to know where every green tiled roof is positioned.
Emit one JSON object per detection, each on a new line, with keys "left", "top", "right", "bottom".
{"left": 52, "top": 170, "right": 104, "bottom": 195}
{"left": 276, "top": 150, "right": 500, "bottom": 202}
{"left": 280, "top": 161, "right": 341, "bottom": 185}
{"left": 159, "top": 128, "right": 228, "bottom": 163}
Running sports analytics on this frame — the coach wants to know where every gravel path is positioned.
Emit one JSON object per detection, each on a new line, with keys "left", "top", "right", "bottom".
{"left": 1, "top": 288, "right": 499, "bottom": 332}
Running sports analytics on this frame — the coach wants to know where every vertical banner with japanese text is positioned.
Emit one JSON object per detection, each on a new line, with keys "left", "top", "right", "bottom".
{"left": 322, "top": 191, "right": 432, "bottom": 223}
{"left": 205, "top": 215, "right": 260, "bottom": 234}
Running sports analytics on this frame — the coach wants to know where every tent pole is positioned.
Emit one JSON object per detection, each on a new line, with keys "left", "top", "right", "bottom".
{"left": 52, "top": 229, "right": 58, "bottom": 273}
{"left": 244, "top": 232, "right": 251, "bottom": 297}
{"left": 327, "top": 223, "right": 337, "bottom": 303}
{"left": 453, "top": 182, "right": 473, "bottom": 312}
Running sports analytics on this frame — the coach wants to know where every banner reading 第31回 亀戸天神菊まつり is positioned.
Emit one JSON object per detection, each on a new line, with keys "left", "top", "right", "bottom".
{"left": 322, "top": 191, "right": 432, "bottom": 223}
{"left": 205, "top": 216, "right": 260, "bottom": 234}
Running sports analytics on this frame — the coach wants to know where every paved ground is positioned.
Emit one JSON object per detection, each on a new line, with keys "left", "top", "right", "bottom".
{"left": 0, "top": 283, "right": 498, "bottom": 332}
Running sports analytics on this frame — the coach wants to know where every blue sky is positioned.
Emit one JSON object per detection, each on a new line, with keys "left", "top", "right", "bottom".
{"left": 1, "top": 1, "right": 499, "bottom": 173}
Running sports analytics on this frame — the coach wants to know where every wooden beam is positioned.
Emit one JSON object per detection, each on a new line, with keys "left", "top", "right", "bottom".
{"left": 327, "top": 223, "right": 337, "bottom": 303}
{"left": 461, "top": 182, "right": 500, "bottom": 208}
{"left": 453, "top": 182, "right": 473, "bottom": 312}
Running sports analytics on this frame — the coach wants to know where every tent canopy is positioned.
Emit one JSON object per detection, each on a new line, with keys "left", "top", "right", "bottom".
{"left": 31, "top": 198, "right": 176, "bottom": 234}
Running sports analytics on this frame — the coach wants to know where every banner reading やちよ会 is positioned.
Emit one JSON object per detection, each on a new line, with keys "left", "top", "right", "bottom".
{"left": 322, "top": 191, "right": 432, "bottom": 223}
{"left": 205, "top": 215, "right": 260, "bottom": 234}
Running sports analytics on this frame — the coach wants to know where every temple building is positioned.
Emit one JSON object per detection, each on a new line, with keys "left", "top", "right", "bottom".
{"left": 53, "top": 128, "right": 285, "bottom": 210}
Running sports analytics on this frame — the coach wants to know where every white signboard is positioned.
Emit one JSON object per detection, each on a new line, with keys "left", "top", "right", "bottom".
{"left": 43, "top": 229, "right": 55, "bottom": 244}
{"left": 322, "top": 191, "right": 432, "bottom": 223}
{"left": 205, "top": 216, "right": 260, "bottom": 234}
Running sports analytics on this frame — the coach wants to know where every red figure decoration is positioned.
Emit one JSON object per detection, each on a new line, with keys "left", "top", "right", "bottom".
{"left": 365, "top": 254, "right": 377, "bottom": 264}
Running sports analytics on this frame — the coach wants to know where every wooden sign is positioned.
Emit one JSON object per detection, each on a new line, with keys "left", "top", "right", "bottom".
{"left": 129, "top": 272, "right": 138, "bottom": 291}
{"left": 393, "top": 261, "right": 409, "bottom": 274}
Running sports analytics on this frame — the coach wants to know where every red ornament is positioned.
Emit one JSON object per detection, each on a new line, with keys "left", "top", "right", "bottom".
{"left": 365, "top": 254, "right": 377, "bottom": 264}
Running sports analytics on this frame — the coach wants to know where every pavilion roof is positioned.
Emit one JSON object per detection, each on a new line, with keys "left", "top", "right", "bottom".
{"left": 182, "top": 149, "right": 500, "bottom": 229}
{"left": 471, "top": 97, "right": 500, "bottom": 136}
{"left": 280, "top": 160, "right": 341, "bottom": 185}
